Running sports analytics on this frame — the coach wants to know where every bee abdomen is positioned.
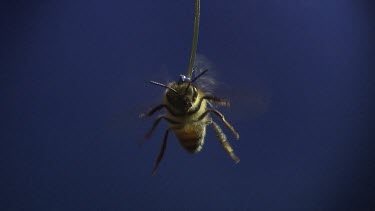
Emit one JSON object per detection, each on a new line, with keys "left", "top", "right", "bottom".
{"left": 179, "top": 137, "right": 204, "bottom": 153}
{"left": 174, "top": 125, "right": 206, "bottom": 153}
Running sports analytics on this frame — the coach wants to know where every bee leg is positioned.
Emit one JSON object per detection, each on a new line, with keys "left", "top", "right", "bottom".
{"left": 144, "top": 116, "right": 180, "bottom": 140}
{"left": 210, "top": 120, "right": 240, "bottom": 163}
{"left": 140, "top": 104, "right": 178, "bottom": 118}
{"left": 152, "top": 129, "right": 170, "bottom": 176}
{"left": 198, "top": 109, "right": 239, "bottom": 139}
{"left": 139, "top": 104, "right": 165, "bottom": 118}
{"left": 203, "top": 96, "right": 230, "bottom": 107}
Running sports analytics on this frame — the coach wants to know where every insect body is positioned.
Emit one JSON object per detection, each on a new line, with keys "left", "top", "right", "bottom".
{"left": 143, "top": 70, "right": 240, "bottom": 175}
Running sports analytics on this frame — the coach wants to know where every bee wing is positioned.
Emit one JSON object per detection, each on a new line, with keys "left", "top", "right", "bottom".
{"left": 193, "top": 54, "right": 217, "bottom": 94}
{"left": 222, "top": 83, "right": 270, "bottom": 121}
{"left": 193, "top": 54, "right": 270, "bottom": 120}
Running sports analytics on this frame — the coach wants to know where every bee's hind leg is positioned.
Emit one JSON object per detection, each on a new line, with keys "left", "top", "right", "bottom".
{"left": 210, "top": 120, "right": 240, "bottom": 164}
{"left": 199, "top": 109, "right": 239, "bottom": 140}
{"left": 152, "top": 128, "right": 171, "bottom": 176}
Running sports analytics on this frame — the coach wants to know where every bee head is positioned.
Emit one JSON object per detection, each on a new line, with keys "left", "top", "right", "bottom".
{"left": 165, "top": 81, "right": 197, "bottom": 113}
{"left": 148, "top": 69, "right": 208, "bottom": 113}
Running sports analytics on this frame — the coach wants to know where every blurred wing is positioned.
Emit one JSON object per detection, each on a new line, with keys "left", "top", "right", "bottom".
{"left": 193, "top": 54, "right": 270, "bottom": 120}
{"left": 193, "top": 54, "right": 217, "bottom": 94}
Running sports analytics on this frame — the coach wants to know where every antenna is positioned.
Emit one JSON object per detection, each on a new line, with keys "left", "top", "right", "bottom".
{"left": 148, "top": 81, "right": 177, "bottom": 93}
{"left": 192, "top": 69, "right": 208, "bottom": 82}
{"left": 185, "top": 69, "right": 208, "bottom": 93}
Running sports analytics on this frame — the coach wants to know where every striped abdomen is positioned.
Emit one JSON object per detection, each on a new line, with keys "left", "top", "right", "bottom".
{"left": 173, "top": 122, "right": 207, "bottom": 153}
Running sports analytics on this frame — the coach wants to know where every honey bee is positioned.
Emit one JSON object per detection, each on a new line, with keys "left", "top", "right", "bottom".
{"left": 142, "top": 0, "right": 240, "bottom": 175}
{"left": 143, "top": 69, "right": 240, "bottom": 175}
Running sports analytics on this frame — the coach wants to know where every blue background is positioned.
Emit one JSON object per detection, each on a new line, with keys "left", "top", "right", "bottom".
{"left": 1, "top": 0, "right": 375, "bottom": 210}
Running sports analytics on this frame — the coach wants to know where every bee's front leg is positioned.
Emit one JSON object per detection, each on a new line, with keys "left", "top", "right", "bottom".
{"left": 140, "top": 104, "right": 179, "bottom": 118}
{"left": 139, "top": 104, "right": 166, "bottom": 118}
{"left": 144, "top": 116, "right": 180, "bottom": 139}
